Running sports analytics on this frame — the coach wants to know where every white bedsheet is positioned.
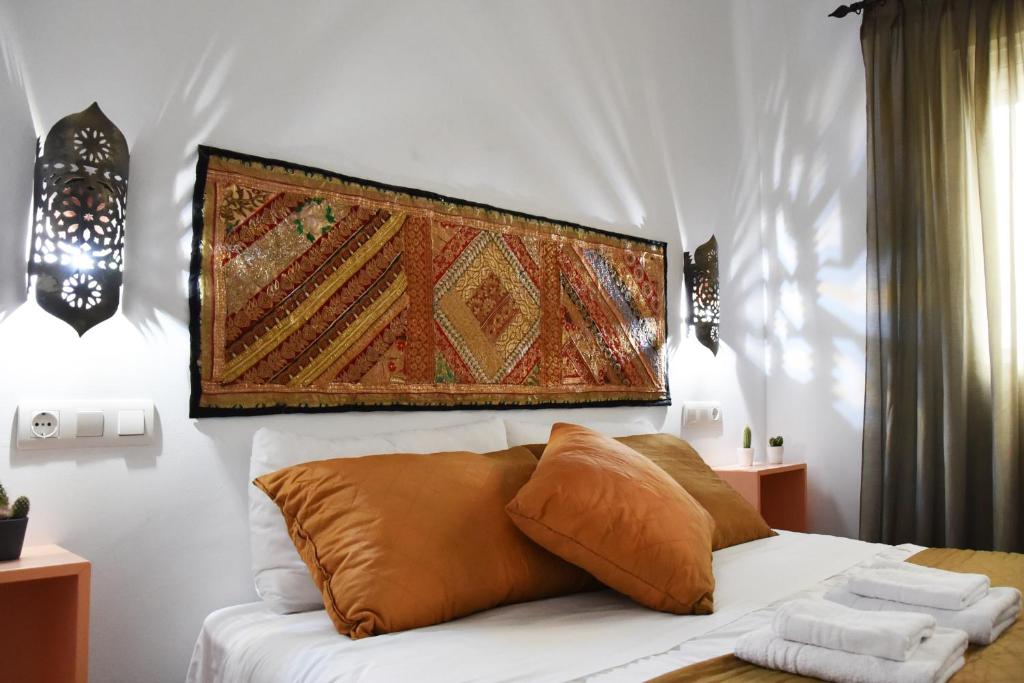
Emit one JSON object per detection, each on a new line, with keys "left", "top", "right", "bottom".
{"left": 589, "top": 541, "right": 925, "bottom": 682}
{"left": 187, "top": 532, "right": 901, "bottom": 683}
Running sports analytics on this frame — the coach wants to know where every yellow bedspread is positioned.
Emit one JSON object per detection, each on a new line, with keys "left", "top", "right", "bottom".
{"left": 647, "top": 547, "right": 1024, "bottom": 682}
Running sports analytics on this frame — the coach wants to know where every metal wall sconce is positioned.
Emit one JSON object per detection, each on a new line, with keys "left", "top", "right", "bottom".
{"left": 683, "top": 234, "right": 720, "bottom": 355}
{"left": 29, "top": 103, "right": 129, "bottom": 336}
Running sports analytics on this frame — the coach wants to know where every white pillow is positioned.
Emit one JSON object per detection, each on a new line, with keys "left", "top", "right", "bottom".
{"left": 249, "top": 417, "right": 509, "bottom": 613}
{"left": 504, "top": 417, "right": 658, "bottom": 447}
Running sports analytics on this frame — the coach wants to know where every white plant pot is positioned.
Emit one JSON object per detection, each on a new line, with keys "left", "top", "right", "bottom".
{"left": 767, "top": 446, "right": 784, "bottom": 465}
{"left": 737, "top": 447, "right": 754, "bottom": 467}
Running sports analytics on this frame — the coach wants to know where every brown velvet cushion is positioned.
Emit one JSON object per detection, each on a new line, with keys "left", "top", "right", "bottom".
{"left": 254, "top": 446, "right": 595, "bottom": 638}
{"left": 523, "top": 433, "right": 774, "bottom": 550}
{"left": 507, "top": 423, "right": 715, "bottom": 615}
{"left": 616, "top": 434, "right": 775, "bottom": 550}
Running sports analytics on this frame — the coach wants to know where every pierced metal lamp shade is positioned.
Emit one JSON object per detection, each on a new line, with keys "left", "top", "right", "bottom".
{"left": 29, "top": 102, "right": 129, "bottom": 336}
{"left": 683, "top": 234, "right": 720, "bottom": 355}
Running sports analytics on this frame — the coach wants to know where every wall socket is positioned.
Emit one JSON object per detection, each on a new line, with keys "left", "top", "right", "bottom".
{"left": 29, "top": 411, "right": 60, "bottom": 438}
{"left": 16, "top": 400, "right": 155, "bottom": 450}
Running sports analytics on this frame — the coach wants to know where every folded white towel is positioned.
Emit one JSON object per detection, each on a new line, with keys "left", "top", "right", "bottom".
{"left": 826, "top": 585, "right": 1021, "bottom": 645}
{"left": 735, "top": 625, "right": 967, "bottom": 683}
{"left": 773, "top": 597, "right": 935, "bottom": 661}
{"left": 848, "top": 561, "right": 990, "bottom": 610}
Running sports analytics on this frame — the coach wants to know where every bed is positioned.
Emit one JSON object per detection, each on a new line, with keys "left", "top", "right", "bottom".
{"left": 187, "top": 531, "right": 926, "bottom": 683}
{"left": 189, "top": 419, "right": 1022, "bottom": 682}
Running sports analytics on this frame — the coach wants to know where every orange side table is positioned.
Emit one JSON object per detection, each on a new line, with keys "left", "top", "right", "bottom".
{"left": 713, "top": 463, "right": 807, "bottom": 532}
{"left": 0, "top": 544, "right": 91, "bottom": 683}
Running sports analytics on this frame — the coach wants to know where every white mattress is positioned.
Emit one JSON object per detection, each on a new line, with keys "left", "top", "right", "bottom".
{"left": 187, "top": 532, "right": 923, "bottom": 683}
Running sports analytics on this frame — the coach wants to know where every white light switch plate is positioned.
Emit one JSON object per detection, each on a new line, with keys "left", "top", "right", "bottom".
{"left": 16, "top": 400, "right": 155, "bottom": 450}
{"left": 683, "top": 400, "right": 723, "bottom": 427}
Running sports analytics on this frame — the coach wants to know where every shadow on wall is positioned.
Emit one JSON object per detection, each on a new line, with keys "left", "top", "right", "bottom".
{"left": 620, "top": 2, "right": 768, "bottom": 447}
{"left": 0, "top": 18, "right": 35, "bottom": 322}
{"left": 120, "top": 38, "right": 237, "bottom": 334}
{"left": 754, "top": 5, "right": 868, "bottom": 537}
{"left": 119, "top": 1, "right": 670, "bottom": 334}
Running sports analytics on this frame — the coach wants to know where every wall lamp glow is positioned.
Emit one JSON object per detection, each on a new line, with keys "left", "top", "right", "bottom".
{"left": 683, "top": 234, "right": 720, "bottom": 356}
{"left": 29, "top": 103, "right": 129, "bottom": 336}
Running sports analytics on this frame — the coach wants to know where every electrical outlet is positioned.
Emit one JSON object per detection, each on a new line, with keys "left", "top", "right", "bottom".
{"left": 30, "top": 410, "right": 59, "bottom": 438}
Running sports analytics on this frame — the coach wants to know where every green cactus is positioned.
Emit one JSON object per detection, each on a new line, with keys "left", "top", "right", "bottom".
{"left": 10, "top": 496, "right": 29, "bottom": 520}
{"left": 742, "top": 425, "right": 752, "bottom": 449}
{"left": 769, "top": 436, "right": 784, "bottom": 447}
{"left": 0, "top": 481, "right": 30, "bottom": 520}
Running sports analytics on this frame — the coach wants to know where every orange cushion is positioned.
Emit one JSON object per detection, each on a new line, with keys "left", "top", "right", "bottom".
{"left": 616, "top": 434, "right": 775, "bottom": 550}
{"left": 523, "top": 434, "right": 774, "bottom": 551}
{"left": 506, "top": 423, "right": 715, "bottom": 614}
{"left": 254, "top": 447, "right": 595, "bottom": 638}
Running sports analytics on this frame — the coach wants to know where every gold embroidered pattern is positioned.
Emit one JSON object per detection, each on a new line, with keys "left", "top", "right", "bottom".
{"left": 190, "top": 147, "right": 668, "bottom": 415}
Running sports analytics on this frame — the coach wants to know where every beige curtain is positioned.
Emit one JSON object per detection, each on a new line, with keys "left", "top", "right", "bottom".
{"left": 861, "top": 0, "right": 1024, "bottom": 551}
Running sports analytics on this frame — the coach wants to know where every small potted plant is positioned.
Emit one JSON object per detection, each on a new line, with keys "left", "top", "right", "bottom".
{"left": 768, "top": 436, "right": 784, "bottom": 464}
{"left": 0, "top": 481, "right": 30, "bottom": 561}
{"left": 737, "top": 425, "right": 754, "bottom": 467}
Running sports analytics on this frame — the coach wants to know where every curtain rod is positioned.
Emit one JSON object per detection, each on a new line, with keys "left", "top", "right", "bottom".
{"left": 828, "top": 0, "right": 885, "bottom": 18}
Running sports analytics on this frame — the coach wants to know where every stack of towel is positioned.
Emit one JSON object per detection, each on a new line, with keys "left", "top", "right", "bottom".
{"left": 825, "top": 560, "right": 1022, "bottom": 645}
{"left": 735, "top": 598, "right": 968, "bottom": 683}
{"left": 736, "top": 559, "right": 1022, "bottom": 682}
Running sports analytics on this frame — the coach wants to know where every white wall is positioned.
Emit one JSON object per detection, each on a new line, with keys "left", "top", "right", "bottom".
{"left": 0, "top": 2, "right": 785, "bottom": 681}
{"left": 742, "top": 1, "right": 869, "bottom": 539}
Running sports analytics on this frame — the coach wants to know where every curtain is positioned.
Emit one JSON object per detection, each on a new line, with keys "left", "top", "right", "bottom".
{"left": 860, "top": 0, "right": 1024, "bottom": 552}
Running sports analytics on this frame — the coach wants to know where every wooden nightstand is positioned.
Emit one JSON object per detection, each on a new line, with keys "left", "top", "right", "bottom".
{"left": 713, "top": 463, "right": 807, "bottom": 532}
{"left": 0, "top": 544, "right": 90, "bottom": 683}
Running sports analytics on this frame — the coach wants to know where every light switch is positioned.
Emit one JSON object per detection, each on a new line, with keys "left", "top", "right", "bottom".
{"left": 76, "top": 411, "right": 104, "bottom": 437}
{"left": 117, "top": 409, "right": 146, "bottom": 436}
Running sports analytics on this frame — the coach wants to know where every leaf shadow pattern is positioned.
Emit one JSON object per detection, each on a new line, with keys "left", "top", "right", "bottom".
{"left": 750, "top": 3, "right": 869, "bottom": 537}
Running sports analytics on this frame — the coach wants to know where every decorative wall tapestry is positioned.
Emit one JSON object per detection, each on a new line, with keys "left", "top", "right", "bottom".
{"left": 189, "top": 147, "right": 668, "bottom": 416}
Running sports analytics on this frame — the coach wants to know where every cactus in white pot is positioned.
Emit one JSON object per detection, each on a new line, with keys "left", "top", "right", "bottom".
{"left": 768, "top": 435, "right": 784, "bottom": 464}
{"left": 737, "top": 425, "right": 754, "bottom": 467}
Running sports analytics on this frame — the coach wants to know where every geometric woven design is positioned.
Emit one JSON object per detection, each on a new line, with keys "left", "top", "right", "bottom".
{"left": 434, "top": 226, "right": 541, "bottom": 385}
{"left": 190, "top": 147, "right": 668, "bottom": 416}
